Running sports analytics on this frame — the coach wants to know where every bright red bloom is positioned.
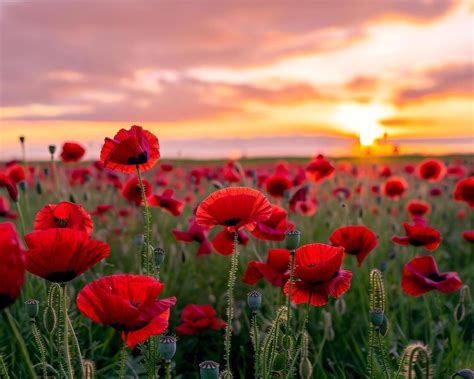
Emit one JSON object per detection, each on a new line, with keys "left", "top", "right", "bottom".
{"left": 0, "top": 223, "right": 25, "bottom": 310}
{"left": 223, "top": 162, "right": 242, "bottom": 183}
{"left": 77, "top": 274, "right": 176, "bottom": 347}
{"left": 392, "top": 223, "right": 442, "bottom": 250}
{"left": 91, "top": 204, "right": 114, "bottom": 216}
{"left": 100, "top": 125, "right": 160, "bottom": 173}
{"left": 265, "top": 175, "right": 292, "bottom": 198}
{"left": 211, "top": 228, "right": 249, "bottom": 255}
{"left": 196, "top": 187, "right": 272, "bottom": 231}
{"left": 25, "top": 229, "right": 109, "bottom": 282}
{"left": 60, "top": 142, "right": 86, "bottom": 162}
{"left": 402, "top": 255, "right": 461, "bottom": 297}
{"left": 0, "top": 196, "right": 17, "bottom": 219}
{"left": 382, "top": 177, "right": 408, "bottom": 200}
{"left": 69, "top": 168, "right": 92, "bottom": 186}
{"left": 305, "top": 155, "right": 335, "bottom": 183}
{"left": 243, "top": 248, "right": 290, "bottom": 287}
{"left": 329, "top": 226, "right": 378, "bottom": 267}
{"left": 175, "top": 304, "right": 226, "bottom": 336}
{"left": 172, "top": 221, "right": 212, "bottom": 256}
{"left": 294, "top": 199, "right": 317, "bottom": 216}
{"left": 0, "top": 173, "right": 19, "bottom": 201}
{"left": 284, "top": 243, "right": 352, "bottom": 307}
{"left": 289, "top": 186, "right": 308, "bottom": 211}
{"left": 454, "top": 177, "right": 474, "bottom": 208}
{"left": 7, "top": 164, "right": 26, "bottom": 183}
{"left": 34, "top": 202, "right": 93, "bottom": 236}
{"left": 251, "top": 205, "right": 293, "bottom": 241}
{"left": 148, "top": 189, "right": 184, "bottom": 216}
{"left": 417, "top": 159, "right": 446, "bottom": 182}
{"left": 122, "top": 177, "right": 152, "bottom": 206}
{"left": 405, "top": 200, "right": 431, "bottom": 217}
{"left": 462, "top": 230, "right": 474, "bottom": 243}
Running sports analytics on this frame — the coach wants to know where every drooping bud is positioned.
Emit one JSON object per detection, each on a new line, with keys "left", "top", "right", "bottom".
{"left": 43, "top": 305, "right": 57, "bottom": 333}
{"left": 154, "top": 247, "right": 165, "bottom": 266}
{"left": 247, "top": 290, "right": 262, "bottom": 313}
{"left": 84, "top": 359, "right": 96, "bottom": 379}
{"left": 19, "top": 136, "right": 25, "bottom": 144}
{"left": 159, "top": 336, "right": 177, "bottom": 361}
{"left": 285, "top": 230, "right": 301, "bottom": 250}
{"left": 199, "top": 361, "right": 220, "bottom": 379}
{"left": 299, "top": 357, "right": 313, "bottom": 379}
{"left": 25, "top": 299, "right": 39, "bottom": 319}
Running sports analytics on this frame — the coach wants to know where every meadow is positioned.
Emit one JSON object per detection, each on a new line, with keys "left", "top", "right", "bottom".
{"left": 0, "top": 128, "right": 472, "bottom": 379}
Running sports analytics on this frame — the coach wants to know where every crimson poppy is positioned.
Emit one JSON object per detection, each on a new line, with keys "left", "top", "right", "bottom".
{"left": 294, "top": 199, "right": 317, "bottom": 216}
{"left": 100, "top": 125, "right": 160, "bottom": 173}
{"left": 242, "top": 248, "right": 290, "bottom": 287}
{"left": 0, "top": 196, "right": 17, "bottom": 219}
{"left": 122, "top": 177, "right": 152, "bottom": 206}
{"left": 305, "top": 155, "right": 335, "bottom": 183}
{"left": 34, "top": 202, "right": 93, "bottom": 236}
{"left": 429, "top": 187, "right": 443, "bottom": 197}
{"left": 6, "top": 164, "right": 26, "bottom": 184}
{"left": 289, "top": 186, "right": 308, "bottom": 211}
{"left": 196, "top": 187, "right": 272, "bottom": 231}
{"left": 405, "top": 200, "right": 431, "bottom": 217}
{"left": 172, "top": 221, "right": 212, "bottom": 256}
{"left": 60, "top": 142, "right": 86, "bottom": 163}
{"left": 447, "top": 164, "right": 466, "bottom": 178}
{"left": 462, "top": 230, "right": 474, "bottom": 243}
{"left": 0, "top": 223, "right": 25, "bottom": 310}
{"left": 251, "top": 205, "right": 293, "bottom": 241}
{"left": 284, "top": 243, "right": 352, "bottom": 306}
{"left": 265, "top": 174, "right": 292, "bottom": 198}
{"left": 91, "top": 204, "right": 114, "bottom": 216}
{"left": 211, "top": 228, "right": 249, "bottom": 255}
{"left": 417, "top": 159, "right": 446, "bottom": 182}
{"left": 392, "top": 223, "right": 442, "bottom": 250}
{"left": 329, "top": 225, "right": 378, "bottom": 267}
{"left": 69, "top": 168, "right": 92, "bottom": 186}
{"left": 0, "top": 173, "right": 18, "bottom": 201}
{"left": 401, "top": 255, "right": 461, "bottom": 297}
{"left": 454, "top": 177, "right": 474, "bottom": 208}
{"left": 382, "top": 177, "right": 408, "bottom": 200}
{"left": 25, "top": 228, "right": 109, "bottom": 282}
{"left": 175, "top": 304, "right": 226, "bottom": 336}
{"left": 77, "top": 274, "right": 176, "bottom": 347}
{"left": 223, "top": 162, "right": 242, "bottom": 183}
{"left": 148, "top": 189, "right": 184, "bottom": 216}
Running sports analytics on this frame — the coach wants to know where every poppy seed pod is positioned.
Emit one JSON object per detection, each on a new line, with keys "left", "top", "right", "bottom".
{"left": 25, "top": 299, "right": 39, "bottom": 318}
{"left": 19, "top": 136, "right": 25, "bottom": 143}
{"left": 48, "top": 145, "right": 56, "bottom": 155}
{"left": 154, "top": 247, "right": 165, "bottom": 266}
{"left": 369, "top": 308, "right": 384, "bottom": 326}
{"left": 18, "top": 181, "right": 27, "bottom": 192}
{"left": 199, "top": 360, "right": 220, "bottom": 379}
{"left": 285, "top": 230, "right": 301, "bottom": 250}
{"left": 158, "top": 336, "right": 177, "bottom": 361}
{"left": 247, "top": 290, "right": 262, "bottom": 312}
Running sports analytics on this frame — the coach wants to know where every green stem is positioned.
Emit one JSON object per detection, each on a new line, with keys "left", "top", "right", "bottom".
{"left": 165, "top": 360, "right": 172, "bottom": 379}
{"left": 0, "top": 354, "right": 10, "bottom": 379}
{"left": 376, "top": 332, "right": 390, "bottom": 379}
{"left": 31, "top": 319, "right": 48, "bottom": 379}
{"left": 68, "top": 316, "right": 85, "bottom": 378}
{"left": 15, "top": 201, "right": 26, "bottom": 238}
{"left": 136, "top": 165, "right": 152, "bottom": 275}
{"left": 62, "top": 284, "right": 74, "bottom": 379}
{"left": 252, "top": 313, "right": 260, "bottom": 378}
{"left": 224, "top": 231, "right": 239, "bottom": 373}
{"left": 285, "top": 249, "right": 296, "bottom": 345}
{"left": 2, "top": 309, "right": 38, "bottom": 378}
{"left": 118, "top": 339, "right": 127, "bottom": 379}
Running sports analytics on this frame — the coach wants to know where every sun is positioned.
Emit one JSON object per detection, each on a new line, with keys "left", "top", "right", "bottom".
{"left": 332, "top": 103, "right": 393, "bottom": 146}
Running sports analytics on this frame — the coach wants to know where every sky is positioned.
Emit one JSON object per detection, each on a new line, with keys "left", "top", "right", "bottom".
{"left": 0, "top": 0, "right": 473, "bottom": 160}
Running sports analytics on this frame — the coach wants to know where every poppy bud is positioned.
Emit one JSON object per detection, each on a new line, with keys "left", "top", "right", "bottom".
{"left": 36, "top": 181, "right": 42, "bottom": 195}
{"left": 19, "top": 181, "right": 27, "bottom": 192}
{"left": 334, "top": 298, "right": 346, "bottom": 315}
{"left": 199, "top": 360, "right": 220, "bottom": 379}
{"left": 84, "top": 360, "right": 96, "bottom": 379}
{"left": 247, "top": 290, "right": 262, "bottom": 313}
{"left": 25, "top": 299, "right": 39, "bottom": 318}
{"left": 299, "top": 357, "right": 313, "bottom": 379}
{"left": 452, "top": 369, "right": 474, "bottom": 378}
{"left": 5, "top": 181, "right": 19, "bottom": 202}
{"left": 369, "top": 308, "right": 384, "bottom": 326}
{"left": 48, "top": 145, "right": 56, "bottom": 155}
{"left": 43, "top": 167, "right": 49, "bottom": 177}
{"left": 134, "top": 234, "right": 145, "bottom": 246}
{"left": 285, "top": 230, "right": 301, "bottom": 250}
{"left": 19, "top": 136, "right": 25, "bottom": 144}
{"left": 159, "top": 336, "right": 177, "bottom": 361}
{"left": 154, "top": 247, "right": 165, "bottom": 266}
{"left": 43, "top": 305, "right": 57, "bottom": 334}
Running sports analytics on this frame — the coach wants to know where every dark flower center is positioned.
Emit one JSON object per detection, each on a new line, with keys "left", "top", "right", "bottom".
{"left": 127, "top": 151, "right": 148, "bottom": 165}
{"left": 426, "top": 272, "right": 446, "bottom": 282}
{"left": 224, "top": 218, "right": 240, "bottom": 226}
{"left": 0, "top": 294, "right": 14, "bottom": 310}
{"left": 45, "top": 271, "right": 77, "bottom": 283}
{"left": 54, "top": 217, "right": 69, "bottom": 228}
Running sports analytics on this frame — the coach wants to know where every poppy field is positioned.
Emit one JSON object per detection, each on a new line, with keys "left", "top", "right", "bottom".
{"left": 0, "top": 126, "right": 472, "bottom": 379}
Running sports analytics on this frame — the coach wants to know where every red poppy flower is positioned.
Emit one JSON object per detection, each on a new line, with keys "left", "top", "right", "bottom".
{"left": 25, "top": 229, "right": 109, "bottom": 282}
{"left": 333, "top": 187, "right": 351, "bottom": 200}
{"left": 7, "top": 164, "right": 26, "bottom": 184}
{"left": 196, "top": 187, "right": 272, "bottom": 231}
{"left": 265, "top": 175, "right": 292, "bottom": 198}
{"left": 401, "top": 255, "right": 461, "bottom": 297}
{"left": 0, "top": 173, "right": 19, "bottom": 201}
{"left": 294, "top": 199, "right": 317, "bottom": 216}
{"left": 100, "top": 125, "right": 160, "bottom": 173}
{"left": 243, "top": 248, "right": 290, "bottom": 287}
{"left": 284, "top": 243, "right": 352, "bottom": 307}
{"left": 454, "top": 177, "right": 474, "bottom": 208}
{"left": 60, "top": 142, "right": 86, "bottom": 163}
{"left": 223, "top": 162, "right": 242, "bottom": 183}
{"left": 0, "top": 223, "right": 25, "bottom": 310}
{"left": 392, "top": 223, "right": 442, "bottom": 250}
{"left": 77, "top": 274, "right": 176, "bottom": 347}
{"left": 305, "top": 155, "right": 335, "bottom": 183}
{"left": 148, "top": 189, "right": 184, "bottom": 216}
{"left": 378, "top": 166, "right": 392, "bottom": 178}
{"left": 417, "top": 159, "right": 446, "bottom": 182}
{"left": 175, "top": 304, "right": 226, "bottom": 336}
{"left": 289, "top": 186, "right": 308, "bottom": 211}
{"left": 122, "top": 177, "right": 152, "bottom": 206}
{"left": 34, "top": 202, "right": 93, "bottom": 236}
{"left": 69, "top": 168, "right": 92, "bottom": 186}
{"left": 404, "top": 164, "right": 415, "bottom": 174}
{"left": 447, "top": 164, "right": 466, "bottom": 178}
{"left": 382, "top": 177, "right": 408, "bottom": 200}
{"left": 462, "top": 230, "right": 474, "bottom": 243}
{"left": 0, "top": 196, "right": 17, "bottom": 219}
{"left": 211, "top": 228, "right": 249, "bottom": 255}
{"left": 91, "top": 204, "right": 114, "bottom": 216}
{"left": 251, "top": 205, "right": 293, "bottom": 242}
{"left": 329, "top": 225, "right": 378, "bottom": 267}
{"left": 172, "top": 221, "right": 212, "bottom": 256}
{"left": 429, "top": 187, "right": 443, "bottom": 197}
{"left": 405, "top": 200, "right": 431, "bottom": 217}
{"left": 160, "top": 162, "right": 174, "bottom": 172}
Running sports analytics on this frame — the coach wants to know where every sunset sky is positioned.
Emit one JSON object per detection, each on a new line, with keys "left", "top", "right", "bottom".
{"left": 0, "top": 0, "right": 473, "bottom": 160}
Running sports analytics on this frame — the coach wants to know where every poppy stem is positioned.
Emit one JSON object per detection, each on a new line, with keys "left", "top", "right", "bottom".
{"left": 285, "top": 249, "right": 296, "bottom": 346}
{"left": 68, "top": 315, "right": 85, "bottom": 378}
{"left": 61, "top": 284, "right": 74, "bottom": 379}
{"left": 136, "top": 165, "right": 152, "bottom": 275}
{"left": 251, "top": 312, "right": 260, "bottom": 378}
{"left": 2, "top": 309, "right": 38, "bottom": 379}
{"left": 0, "top": 354, "right": 9, "bottom": 379}
{"left": 118, "top": 339, "right": 127, "bottom": 379}
{"left": 224, "top": 231, "right": 239, "bottom": 373}
{"left": 14, "top": 200, "right": 26, "bottom": 238}
{"left": 30, "top": 317, "right": 48, "bottom": 379}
